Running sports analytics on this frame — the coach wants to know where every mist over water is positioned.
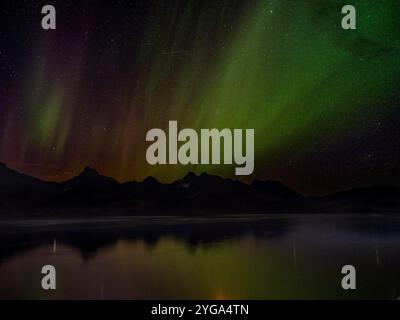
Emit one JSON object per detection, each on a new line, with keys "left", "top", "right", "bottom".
{"left": 0, "top": 214, "right": 399, "bottom": 299}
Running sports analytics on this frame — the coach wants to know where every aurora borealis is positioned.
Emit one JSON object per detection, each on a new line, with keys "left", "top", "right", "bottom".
{"left": 0, "top": 0, "right": 399, "bottom": 194}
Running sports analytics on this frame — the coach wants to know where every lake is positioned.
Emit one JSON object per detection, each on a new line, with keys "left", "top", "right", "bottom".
{"left": 0, "top": 214, "right": 399, "bottom": 299}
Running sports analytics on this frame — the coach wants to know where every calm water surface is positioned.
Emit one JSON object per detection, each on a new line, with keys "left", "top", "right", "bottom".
{"left": 0, "top": 214, "right": 399, "bottom": 299}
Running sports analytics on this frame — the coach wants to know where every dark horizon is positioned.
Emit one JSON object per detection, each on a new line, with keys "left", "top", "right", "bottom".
{"left": 1, "top": 159, "right": 400, "bottom": 217}
{"left": 2, "top": 160, "right": 400, "bottom": 198}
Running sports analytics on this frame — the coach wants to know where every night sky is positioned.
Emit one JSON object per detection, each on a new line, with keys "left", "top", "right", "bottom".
{"left": 0, "top": 0, "right": 399, "bottom": 195}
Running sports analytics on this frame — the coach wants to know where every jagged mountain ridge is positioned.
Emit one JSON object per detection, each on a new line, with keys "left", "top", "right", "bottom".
{"left": 0, "top": 162, "right": 399, "bottom": 215}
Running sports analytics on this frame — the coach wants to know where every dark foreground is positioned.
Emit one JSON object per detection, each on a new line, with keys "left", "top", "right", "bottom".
{"left": 0, "top": 214, "right": 400, "bottom": 299}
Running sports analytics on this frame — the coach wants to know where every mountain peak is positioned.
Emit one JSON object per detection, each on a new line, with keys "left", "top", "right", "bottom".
{"left": 142, "top": 176, "right": 160, "bottom": 185}
{"left": 0, "top": 162, "right": 48, "bottom": 187}
{"left": 186, "top": 171, "right": 197, "bottom": 177}
{"left": 80, "top": 166, "right": 99, "bottom": 176}
{"left": 0, "top": 162, "right": 9, "bottom": 174}
{"left": 182, "top": 171, "right": 197, "bottom": 181}
{"left": 62, "top": 166, "right": 118, "bottom": 187}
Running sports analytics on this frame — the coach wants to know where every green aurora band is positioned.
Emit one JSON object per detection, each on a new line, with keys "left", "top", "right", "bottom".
{"left": 0, "top": 0, "right": 399, "bottom": 194}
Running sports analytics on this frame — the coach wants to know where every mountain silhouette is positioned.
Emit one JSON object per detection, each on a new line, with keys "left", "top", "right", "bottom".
{"left": 63, "top": 166, "right": 118, "bottom": 188}
{"left": 251, "top": 179, "right": 303, "bottom": 201}
{"left": 0, "top": 162, "right": 49, "bottom": 188}
{"left": 0, "top": 162, "right": 57, "bottom": 213}
{"left": 0, "top": 162, "right": 399, "bottom": 216}
{"left": 312, "top": 186, "right": 400, "bottom": 213}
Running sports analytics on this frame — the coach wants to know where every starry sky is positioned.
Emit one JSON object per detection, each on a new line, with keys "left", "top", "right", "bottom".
{"left": 0, "top": 0, "right": 399, "bottom": 195}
